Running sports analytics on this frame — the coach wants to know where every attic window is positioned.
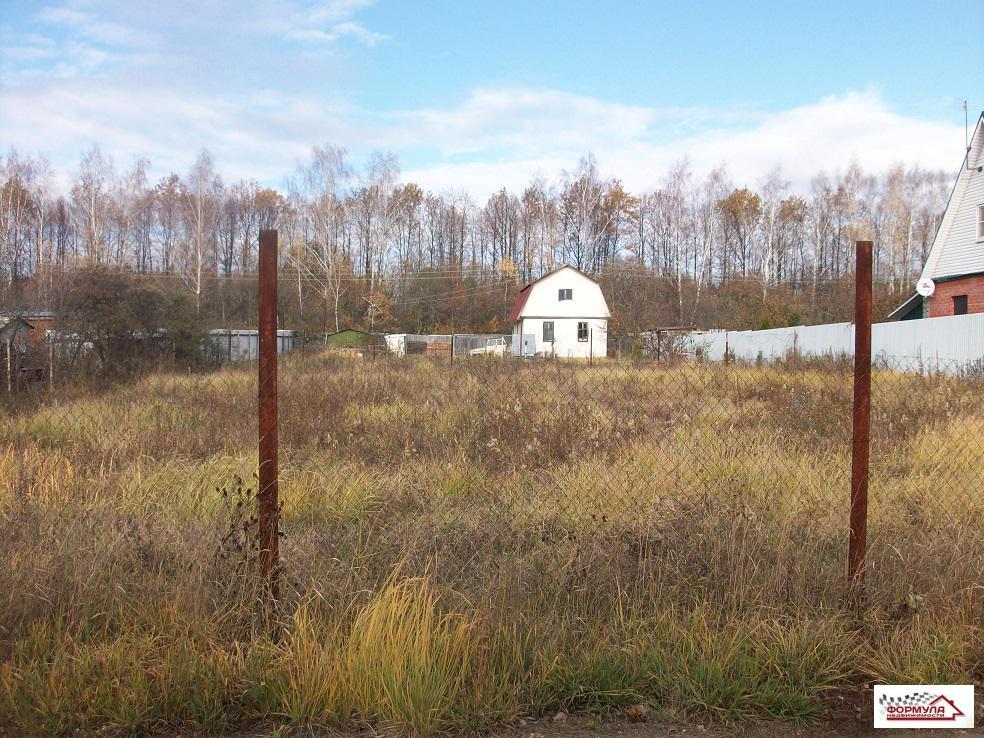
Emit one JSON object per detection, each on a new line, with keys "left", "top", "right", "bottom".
{"left": 558, "top": 288, "right": 573, "bottom": 301}
{"left": 977, "top": 204, "right": 984, "bottom": 241}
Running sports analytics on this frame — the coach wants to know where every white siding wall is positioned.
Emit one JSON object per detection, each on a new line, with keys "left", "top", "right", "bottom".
{"left": 518, "top": 317, "right": 607, "bottom": 358}
{"left": 514, "top": 267, "right": 610, "bottom": 358}
{"left": 518, "top": 268, "right": 610, "bottom": 319}
{"left": 924, "top": 118, "right": 984, "bottom": 280}
{"left": 686, "top": 313, "right": 984, "bottom": 372}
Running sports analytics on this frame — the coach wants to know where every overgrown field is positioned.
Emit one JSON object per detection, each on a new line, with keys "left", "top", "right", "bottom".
{"left": 1, "top": 354, "right": 981, "bottom": 736}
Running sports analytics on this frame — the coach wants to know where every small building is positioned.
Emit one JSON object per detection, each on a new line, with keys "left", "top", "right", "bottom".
{"left": 384, "top": 333, "right": 408, "bottom": 356}
{"left": 207, "top": 329, "right": 295, "bottom": 362}
{"left": 890, "top": 111, "right": 984, "bottom": 320}
{"left": 508, "top": 265, "right": 610, "bottom": 358}
{"left": 0, "top": 310, "right": 56, "bottom": 348}
{"left": 0, "top": 316, "right": 35, "bottom": 352}
{"left": 1, "top": 316, "right": 46, "bottom": 391}
{"left": 325, "top": 328, "right": 373, "bottom": 350}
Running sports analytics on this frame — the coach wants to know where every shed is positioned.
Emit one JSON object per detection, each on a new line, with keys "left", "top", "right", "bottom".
{"left": 325, "top": 329, "right": 373, "bottom": 349}
{"left": 0, "top": 316, "right": 34, "bottom": 350}
{"left": 1, "top": 317, "right": 36, "bottom": 392}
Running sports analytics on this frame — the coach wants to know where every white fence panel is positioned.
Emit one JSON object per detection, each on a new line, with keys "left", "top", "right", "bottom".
{"left": 208, "top": 329, "right": 296, "bottom": 363}
{"left": 686, "top": 313, "right": 984, "bottom": 372}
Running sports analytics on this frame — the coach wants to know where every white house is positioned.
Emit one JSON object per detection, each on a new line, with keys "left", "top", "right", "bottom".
{"left": 508, "top": 266, "right": 610, "bottom": 358}
{"left": 889, "top": 111, "right": 984, "bottom": 320}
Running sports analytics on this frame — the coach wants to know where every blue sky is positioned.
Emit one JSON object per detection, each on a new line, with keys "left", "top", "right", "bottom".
{"left": 1, "top": 0, "right": 982, "bottom": 196}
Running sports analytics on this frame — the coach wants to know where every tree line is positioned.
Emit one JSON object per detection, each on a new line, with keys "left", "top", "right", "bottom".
{"left": 0, "top": 144, "right": 950, "bottom": 334}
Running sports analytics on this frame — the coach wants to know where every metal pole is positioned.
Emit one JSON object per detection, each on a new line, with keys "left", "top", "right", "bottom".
{"left": 589, "top": 328, "right": 593, "bottom": 366}
{"left": 258, "top": 229, "right": 280, "bottom": 605}
{"left": 450, "top": 333, "right": 455, "bottom": 366}
{"left": 849, "top": 240, "right": 872, "bottom": 605}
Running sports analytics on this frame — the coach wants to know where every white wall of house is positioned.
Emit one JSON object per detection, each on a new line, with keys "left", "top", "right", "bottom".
{"left": 511, "top": 267, "right": 610, "bottom": 358}
{"left": 921, "top": 113, "right": 984, "bottom": 281}
{"left": 515, "top": 317, "right": 607, "bottom": 358}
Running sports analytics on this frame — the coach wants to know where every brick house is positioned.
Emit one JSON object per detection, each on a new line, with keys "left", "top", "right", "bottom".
{"left": 889, "top": 112, "right": 984, "bottom": 320}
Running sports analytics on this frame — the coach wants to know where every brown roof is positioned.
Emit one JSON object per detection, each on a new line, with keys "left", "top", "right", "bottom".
{"left": 507, "top": 284, "right": 532, "bottom": 322}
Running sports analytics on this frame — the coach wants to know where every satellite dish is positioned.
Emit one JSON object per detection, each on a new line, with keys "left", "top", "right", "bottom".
{"left": 916, "top": 277, "right": 935, "bottom": 297}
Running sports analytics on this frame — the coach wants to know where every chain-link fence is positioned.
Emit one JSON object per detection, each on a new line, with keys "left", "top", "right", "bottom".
{"left": 2, "top": 347, "right": 981, "bottom": 613}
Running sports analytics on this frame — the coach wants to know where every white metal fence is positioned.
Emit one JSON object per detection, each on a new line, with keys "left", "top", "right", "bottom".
{"left": 685, "top": 313, "right": 984, "bottom": 372}
{"left": 384, "top": 333, "right": 512, "bottom": 357}
{"left": 452, "top": 334, "right": 512, "bottom": 356}
{"left": 208, "top": 329, "right": 296, "bottom": 362}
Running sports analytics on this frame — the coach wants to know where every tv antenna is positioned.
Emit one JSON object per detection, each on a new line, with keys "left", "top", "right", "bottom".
{"left": 965, "top": 100, "right": 969, "bottom": 152}
{"left": 965, "top": 100, "right": 982, "bottom": 172}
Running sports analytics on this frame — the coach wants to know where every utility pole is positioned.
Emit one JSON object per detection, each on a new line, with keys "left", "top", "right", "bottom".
{"left": 258, "top": 229, "right": 280, "bottom": 606}
{"left": 849, "top": 240, "right": 872, "bottom": 608}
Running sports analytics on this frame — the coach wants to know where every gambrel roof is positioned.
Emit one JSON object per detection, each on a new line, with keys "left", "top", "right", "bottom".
{"left": 507, "top": 265, "right": 603, "bottom": 322}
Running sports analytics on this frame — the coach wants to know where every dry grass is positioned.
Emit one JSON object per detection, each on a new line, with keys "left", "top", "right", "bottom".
{"left": 0, "top": 354, "right": 981, "bottom": 735}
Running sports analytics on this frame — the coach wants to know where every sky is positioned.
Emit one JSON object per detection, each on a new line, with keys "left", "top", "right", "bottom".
{"left": 1, "top": 0, "right": 982, "bottom": 197}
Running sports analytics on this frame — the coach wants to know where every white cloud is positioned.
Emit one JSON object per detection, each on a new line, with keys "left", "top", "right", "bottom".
{"left": 303, "top": 0, "right": 377, "bottom": 25}
{"left": 36, "top": 7, "right": 90, "bottom": 26}
{"left": 391, "top": 88, "right": 661, "bottom": 155}
{"left": 0, "top": 79, "right": 359, "bottom": 188}
{"left": 0, "top": 77, "right": 967, "bottom": 200}
{"left": 36, "top": 4, "right": 154, "bottom": 47}
{"left": 0, "top": 33, "right": 57, "bottom": 63}
{"left": 401, "top": 90, "right": 966, "bottom": 197}
{"left": 287, "top": 21, "right": 387, "bottom": 46}
{"left": 261, "top": 0, "right": 388, "bottom": 47}
{"left": 327, "top": 21, "right": 387, "bottom": 46}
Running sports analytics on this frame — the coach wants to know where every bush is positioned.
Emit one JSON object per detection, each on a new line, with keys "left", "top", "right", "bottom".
{"left": 59, "top": 266, "right": 206, "bottom": 374}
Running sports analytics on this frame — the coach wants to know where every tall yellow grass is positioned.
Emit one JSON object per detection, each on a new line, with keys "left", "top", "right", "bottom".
{"left": 0, "top": 355, "right": 981, "bottom": 734}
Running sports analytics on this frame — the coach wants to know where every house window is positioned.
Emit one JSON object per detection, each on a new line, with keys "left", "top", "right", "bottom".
{"left": 978, "top": 204, "right": 984, "bottom": 241}
{"left": 577, "top": 322, "right": 589, "bottom": 342}
{"left": 953, "top": 295, "right": 968, "bottom": 315}
{"left": 543, "top": 321, "right": 555, "bottom": 342}
{"left": 558, "top": 288, "right": 573, "bottom": 301}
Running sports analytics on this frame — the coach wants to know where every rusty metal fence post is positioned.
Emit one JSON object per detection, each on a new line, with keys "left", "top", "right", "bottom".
{"left": 258, "top": 229, "right": 280, "bottom": 605}
{"left": 849, "top": 240, "right": 872, "bottom": 606}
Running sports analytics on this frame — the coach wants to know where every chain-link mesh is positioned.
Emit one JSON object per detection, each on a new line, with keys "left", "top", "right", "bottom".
{"left": 4, "top": 346, "right": 979, "bottom": 616}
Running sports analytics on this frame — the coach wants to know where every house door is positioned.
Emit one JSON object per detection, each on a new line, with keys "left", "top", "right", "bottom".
{"left": 522, "top": 334, "right": 535, "bottom": 357}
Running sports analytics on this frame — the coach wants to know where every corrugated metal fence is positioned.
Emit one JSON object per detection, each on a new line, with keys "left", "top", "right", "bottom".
{"left": 686, "top": 313, "right": 984, "bottom": 372}
{"left": 208, "top": 329, "right": 296, "bottom": 363}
